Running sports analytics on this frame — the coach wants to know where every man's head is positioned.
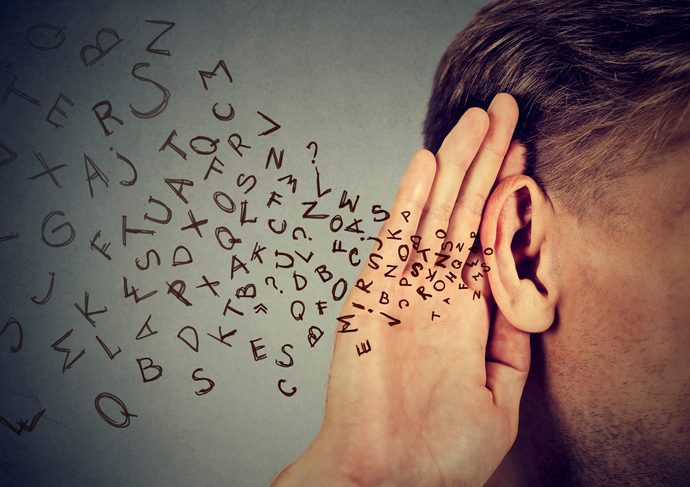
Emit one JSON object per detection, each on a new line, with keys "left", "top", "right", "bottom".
{"left": 424, "top": 1, "right": 690, "bottom": 484}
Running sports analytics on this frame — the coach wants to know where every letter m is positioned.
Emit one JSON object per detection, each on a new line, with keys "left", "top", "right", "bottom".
{"left": 199, "top": 60, "right": 233, "bottom": 90}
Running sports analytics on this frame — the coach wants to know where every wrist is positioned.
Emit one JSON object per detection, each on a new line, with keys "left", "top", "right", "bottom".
{"left": 271, "top": 435, "right": 359, "bottom": 487}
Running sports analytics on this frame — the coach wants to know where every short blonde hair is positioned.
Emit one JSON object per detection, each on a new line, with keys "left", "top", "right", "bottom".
{"left": 424, "top": 0, "right": 690, "bottom": 221}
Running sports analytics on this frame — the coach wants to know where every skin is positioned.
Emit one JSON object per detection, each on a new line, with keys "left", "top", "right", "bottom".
{"left": 272, "top": 92, "right": 690, "bottom": 486}
{"left": 487, "top": 142, "right": 690, "bottom": 486}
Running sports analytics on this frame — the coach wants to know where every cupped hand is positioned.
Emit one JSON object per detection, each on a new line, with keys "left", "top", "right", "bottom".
{"left": 274, "top": 93, "right": 530, "bottom": 487}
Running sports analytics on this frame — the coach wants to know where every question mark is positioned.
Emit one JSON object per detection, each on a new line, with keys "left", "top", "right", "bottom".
{"left": 264, "top": 276, "right": 283, "bottom": 294}
{"left": 292, "top": 226, "right": 311, "bottom": 241}
{"left": 306, "top": 141, "right": 318, "bottom": 164}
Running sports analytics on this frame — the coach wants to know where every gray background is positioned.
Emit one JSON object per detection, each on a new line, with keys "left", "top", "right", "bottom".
{"left": 0, "top": 1, "right": 484, "bottom": 485}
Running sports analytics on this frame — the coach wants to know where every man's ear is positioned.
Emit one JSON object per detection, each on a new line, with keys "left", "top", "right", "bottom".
{"left": 480, "top": 161, "right": 559, "bottom": 333}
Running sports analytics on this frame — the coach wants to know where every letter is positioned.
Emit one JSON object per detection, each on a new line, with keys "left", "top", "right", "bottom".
{"left": 473, "top": 290, "right": 482, "bottom": 300}
{"left": 230, "top": 255, "right": 249, "bottom": 280}
{"left": 189, "top": 135, "right": 219, "bottom": 155}
{"left": 121, "top": 215, "right": 155, "bottom": 246}
{"left": 316, "top": 300, "right": 327, "bottom": 315}
{"left": 212, "top": 102, "right": 235, "bottom": 121}
{"left": 240, "top": 200, "right": 256, "bottom": 225}
{"left": 410, "top": 262, "right": 423, "bottom": 277}
{"left": 145, "top": 19, "right": 175, "bottom": 56}
{"left": 410, "top": 235, "right": 422, "bottom": 251}
{"left": 222, "top": 297, "right": 243, "bottom": 316}
{"left": 180, "top": 209, "right": 208, "bottom": 238}
{"left": 275, "top": 344, "right": 294, "bottom": 368}
{"left": 386, "top": 228, "right": 402, "bottom": 241}
{"left": 250, "top": 337, "right": 267, "bottom": 361}
{"left": 45, "top": 93, "right": 73, "bottom": 128}
{"left": 215, "top": 226, "right": 241, "bottom": 250}
{"left": 2, "top": 75, "right": 40, "bottom": 106}
{"left": 95, "top": 335, "right": 122, "bottom": 360}
{"left": 257, "top": 110, "right": 281, "bottom": 136}
{"left": 293, "top": 271, "right": 307, "bottom": 291}
{"left": 302, "top": 201, "right": 328, "bottom": 219}
{"left": 274, "top": 250, "right": 294, "bottom": 269}
{"left": 207, "top": 326, "right": 237, "bottom": 348}
{"left": 416, "top": 286, "right": 433, "bottom": 300}
{"left": 94, "top": 392, "right": 137, "bottom": 428}
{"left": 380, "top": 311, "right": 401, "bottom": 327}
{"left": 159, "top": 129, "right": 188, "bottom": 160}
{"left": 278, "top": 379, "right": 297, "bottom": 397}
{"left": 356, "top": 339, "right": 372, "bottom": 356}
{"left": 203, "top": 156, "right": 224, "bottom": 180}
{"left": 135, "top": 249, "right": 161, "bottom": 270}
{"left": 192, "top": 368, "right": 215, "bottom": 396}
{"left": 398, "top": 299, "right": 410, "bottom": 309}
{"left": 314, "top": 165, "right": 331, "bottom": 197}
{"left": 401, "top": 210, "right": 411, "bottom": 223}
{"left": 445, "top": 271, "right": 458, "bottom": 283}
{"left": 355, "top": 278, "right": 373, "bottom": 294}
{"left": 434, "top": 252, "right": 450, "bottom": 268}
{"left": 129, "top": 63, "right": 170, "bottom": 119}
{"left": 228, "top": 133, "right": 251, "bottom": 157}
{"left": 367, "top": 253, "right": 383, "bottom": 270}
{"left": 338, "top": 190, "right": 360, "bottom": 213}
{"left": 336, "top": 314, "right": 358, "bottom": 333}
{"left": 41, "top": 210, "right": 77, "bottom": 248}
{"left": 92, "top": 100, "right": 123, "bottom": 136}
{"left": 165, "top": 177, "right": 193, "bottom": 204}
{"left": 371, "top": 204, "right": 390, "bottom": 222}
{"left": 384, "top": 264, "right": 397, "bottom": 278}
{"left": 123, "top": 276, "right": 158, "bottom": 303}
{"left": 144, "top": 196, "right": 172, "bottom": 224}
{"left": 177, "top": 325, "right": 199, "bottom": 352}
{"left": 31, "top": 271, "right": 55, "bottom": 305}
{"left": 399, "top": 277, "right": 412, "bottom": 287}
{"left": 116, "top": 152, "right": 137, "bottom": 186}
{"left": 426, "top": 268, "right": 438, "bottom": 282}
{"left": 481, "top": 262, "right": 491, "bottom": 273}
{"left": 433, "top": 280, "right": 446, "bottom": 292}
{"left": 379, "top": 291, "right": 389, "bottom": 305}
{"left": 136, "top": 357, "right": 163, "bottom": 383}
{"left": 329, "top": 215, "right": 343, "bottom": 232}
{"left": 0, "top": 232, "right": 19, "bottom": 243}
{"left": 171, "top": 245, "right": 193, "bottom": 266}
{"left": 166, "top": 280, "right": 192, "bottom": 306}
{"left": 0, "top": 317, "right": 23, "bottom": 353}
{"left": 277, "top": 174, "right": 297, "bottom": 193}
{"left": 251, "top": 241, "right": 266, "bottom": 263}
{"left": 135, "top": 314, "right": 157, "bottom": 340}
{"left": 0, "top": 141, "right": 18, "bottom": 166}
{"left": 295, "top": 250, "right": 313, "bottom": 263}
{"left": 199, "top": 59, "right": 233, "bottom": 90}
{"left": 27, "top": 23, "right": 66, "bottom": 51}
{"left": 27, "top": 151, "right": 66, "bottom": 188}
{"left": 80, "top": 27, "right": 123, "bottom": 66}
{"left": 74, "top": 291, "right": 108, "bottom": 326}
{"left": 472, "top": 272, "right": 484, "bottom": 282}
{"left": 90, "top": 230, "right": 112, "bottom": 260}
{"left": 237, "top": 173, "right": 256, "bottom": 194}
{"left": 267, "top": 191, "right": 283, "bottom": 208}
{"left": 368, "top": 236, "right": 383, "bottom": 251}
{"left": 332, "top": 239, "right": 345, "bottom": 253}
{"left": 291, "top": 300, "right": 305, "bottom": 321}
{"left": 196, "top": 275, "right": 220, "bottom": 297}
{"left": 213, "top": 191, "right": 235, "bottom": 213}
{"left": 51, "top": 329, "right": 86, "bottom": 372}
{"left": 265, "top": 147, "right": 284, "bottom": 170}
{"left": 268, "top": 219, "right": 287, "bottom": 234}
{"left": 235, "top": 283, "right": 256, "bottom": 299}
{"left": 84, "top": 153, "right": 109, "bottom": 197}
{"left": 345, "top": 218, "right": 364, "bottom": 234}
{"left": 307, "top": 326, "right": 323, "bottom": 347}
{"left": 315, "top": 264, "right": 333, "bottom": 283}
{"left": 0, "top": 408, "right": 45, "bottom": 436}
{"left": 431, "top": 311, "right": 441, "bottom": 321}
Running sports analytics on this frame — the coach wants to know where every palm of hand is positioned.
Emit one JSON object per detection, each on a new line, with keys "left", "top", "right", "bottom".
{"left": 302, "top": 95, "right": 530, "bottom": 487}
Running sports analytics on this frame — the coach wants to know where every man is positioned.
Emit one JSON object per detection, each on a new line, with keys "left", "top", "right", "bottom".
{"left": 274, "top": 1, "right": 690, "bottom": 485}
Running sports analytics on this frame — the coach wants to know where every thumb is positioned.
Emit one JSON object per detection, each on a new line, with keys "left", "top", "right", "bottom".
{"left": 485, "top": 307, "right": 531, "bottom": 425}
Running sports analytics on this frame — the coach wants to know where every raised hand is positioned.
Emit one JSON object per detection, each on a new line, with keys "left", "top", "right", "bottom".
{"left": 274, "top": 93, "right": 529, "bottom": 487}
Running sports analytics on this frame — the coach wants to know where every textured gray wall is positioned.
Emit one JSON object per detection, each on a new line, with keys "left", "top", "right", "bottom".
{"left": 0, "top": 1, "right": 484, "bottom": 485}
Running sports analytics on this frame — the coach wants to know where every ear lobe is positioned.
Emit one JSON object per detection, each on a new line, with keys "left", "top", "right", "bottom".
{"left": 480, "top": 174, "right": 559, "bottom": 333}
